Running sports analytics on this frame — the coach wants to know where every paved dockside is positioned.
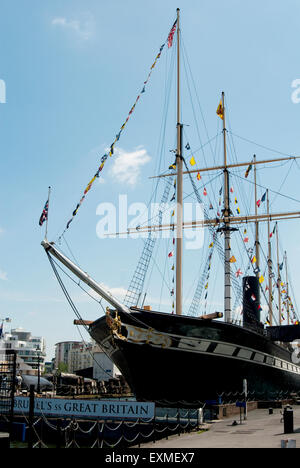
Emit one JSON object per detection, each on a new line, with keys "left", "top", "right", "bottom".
{"left": 138, "top": 406, "right": 300, "bottom": 448}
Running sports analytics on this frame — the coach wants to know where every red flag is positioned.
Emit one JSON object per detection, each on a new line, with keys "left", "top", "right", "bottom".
{"left": 168, "top": 20, "right": 177, "bottom": 48}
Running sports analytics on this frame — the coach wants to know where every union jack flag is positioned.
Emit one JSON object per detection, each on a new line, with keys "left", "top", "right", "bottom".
{"left": 39, "top": 199, "right": 49, "bottom": 226}
{"left": 168, "top": 20, "right": 177, "bottom": 48}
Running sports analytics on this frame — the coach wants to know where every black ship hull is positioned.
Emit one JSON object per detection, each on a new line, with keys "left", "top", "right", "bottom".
{"left": 90, "top": 308, "right": 300, "bottom": 406}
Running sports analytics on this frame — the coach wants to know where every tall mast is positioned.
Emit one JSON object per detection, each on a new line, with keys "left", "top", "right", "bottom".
{"left": 275, "top": 223, "right": 282, "bottom": 325}
{"left": 222, "top": 92, "right": 231, "bottom": 322}
{"left": 175, "top": 8, "right": 183, "bottom": 316}
{"left": 267, "top": 189, "right": 273, "bottom": 325}
{"left": 253, "top": 155, "right": 260, "bottom": 275}
{"left": 285, "top": 250, "right": 290, "bottom": 325}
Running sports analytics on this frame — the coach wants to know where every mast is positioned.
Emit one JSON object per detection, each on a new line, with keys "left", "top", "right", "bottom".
{"left": 285, "top": 250, "right": 290, "bottom": 325}
{"left": 253, "top": 156, "right": 260, "bottom": 276}
{"left": 267, "top": 189, "right": 273, "bottom": 325}
{"left": 275, "top": 223, "right": 282, "bottom": 325}
{"left": 222, "top": 92, "right": 231, "bottom": 322}
{"left": 175, "top": 8, "right": 183, "bottom": 316}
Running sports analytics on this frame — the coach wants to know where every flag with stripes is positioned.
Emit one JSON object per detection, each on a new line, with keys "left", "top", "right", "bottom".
{"left": 39, "top": 199, "right": 49, "bottom": 226}
{"left": 168, "top": 20, "right": 177, "bottom": 48}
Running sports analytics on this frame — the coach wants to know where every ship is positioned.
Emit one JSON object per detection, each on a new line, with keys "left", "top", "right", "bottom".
{"left": 41, "top": 9, "right": 300, "bottom": 407}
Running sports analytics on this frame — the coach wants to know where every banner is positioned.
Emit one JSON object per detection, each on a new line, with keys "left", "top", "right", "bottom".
{"left": 14, "top": 397, "right": 155, "bottom": 420}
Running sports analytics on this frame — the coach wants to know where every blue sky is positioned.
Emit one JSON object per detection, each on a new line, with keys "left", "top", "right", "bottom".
{"left": 1, "top": 0, "right": 300, "bottom": 360}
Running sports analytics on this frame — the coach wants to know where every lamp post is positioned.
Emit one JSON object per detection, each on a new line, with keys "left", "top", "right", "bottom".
{"left": 37, "top": 345, "right": 41, "bottom": 394}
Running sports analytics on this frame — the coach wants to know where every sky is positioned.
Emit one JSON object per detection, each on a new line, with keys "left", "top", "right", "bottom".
{"left": 1, "top": 0, "right": 300, "bottom": 361}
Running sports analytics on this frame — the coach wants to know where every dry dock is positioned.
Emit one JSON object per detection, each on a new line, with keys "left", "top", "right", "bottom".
{"left": 139, "top": 406, "right": 300, "bottom": 449}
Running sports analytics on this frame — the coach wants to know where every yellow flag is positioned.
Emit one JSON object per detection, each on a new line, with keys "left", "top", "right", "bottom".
{"left": 229, "top": 255, "right": 236, "bottom": 263}
{"left": 189, "top": 156, "right": 196, "bottom": 166}
{"left": 259, "top": 275, "right": 264, "bottom": 284}
{"left": 216, "top": 100, "right": 224, "bottom": 120}
{"left": 209, "top": 242, "right": 214, "bottom": 248}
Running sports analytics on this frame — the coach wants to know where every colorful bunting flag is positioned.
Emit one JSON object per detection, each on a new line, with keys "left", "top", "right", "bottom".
{"left": 245, "top": 164, "right": 252, "bottom": 178}
{"left": 229, "top": 256, "right": 236, "bottom": 263}
{"left": 269, "top": 225, "right": 276, "bottom": 238}
{"left": 259, "top": 275, "right": 264, "bottom": 284}
{"left": 60, "top": 22, "right": 174, "bottom": 235}
{"left": 189, "top": 156, "right": 196, "bottom": 166}
{"left": 197, "top": 172, "right": 201, "bottom": 180}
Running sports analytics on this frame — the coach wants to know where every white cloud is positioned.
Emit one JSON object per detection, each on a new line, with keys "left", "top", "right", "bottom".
{"left": 51, "top": 14, "right": 94, "bottom": 40}
{"left": 109, "top": 147, "right": 151, "bottom": 186}
{"left": 0, "top": 270, "right": 8, "bottom": 281}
